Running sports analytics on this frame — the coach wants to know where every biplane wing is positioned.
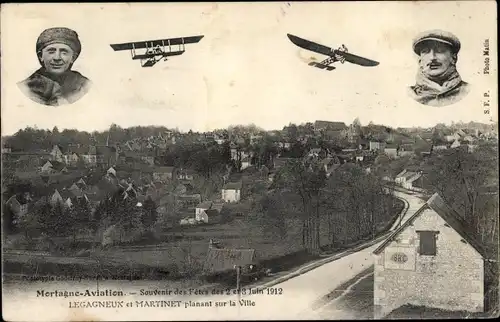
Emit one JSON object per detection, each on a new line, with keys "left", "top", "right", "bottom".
{"left": 110, "top": 35, "right": 204, "bottom": 51}
{"left": 287, "top": 33, "right": 379, "bottom": 67}
{"left": 131, "top": 51, "right": 184, "bottom": 60}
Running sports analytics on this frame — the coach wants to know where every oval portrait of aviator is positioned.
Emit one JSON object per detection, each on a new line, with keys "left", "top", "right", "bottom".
{"left": 17, "top": 27, "right": 92, "bottom": 106}
{"left": 407, "top": 29, "right": 470, "bottom": 107}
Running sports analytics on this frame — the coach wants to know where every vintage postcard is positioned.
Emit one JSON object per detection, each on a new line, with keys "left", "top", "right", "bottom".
{"left": 1, "top": 1, "right": 498, "bottom": 320}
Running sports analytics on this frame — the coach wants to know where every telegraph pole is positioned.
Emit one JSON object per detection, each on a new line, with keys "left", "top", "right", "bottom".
{"left": 235, "top": 265, "right": 241, "bottom": 317}
{"left": 235, "top": 265, "right": 241, "bottom": 296}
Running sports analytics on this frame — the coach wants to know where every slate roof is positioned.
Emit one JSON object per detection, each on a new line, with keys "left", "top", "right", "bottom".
{"left": 66, "top": 146, "right": 88, "bottom": 155}
{"left": 70, "top": 188, "right": 84, "bottom": 198}
{"left": 49, "top": 160, "right": 66, "bottom": 171}
{"left": 402, "top": 171, "right": 419, "bottom": 180}
{"left": 373, "top": 192, "right": 487, "bottom": 258}
{"left": 385, "top": 143, "right": 399, "bottom": 149}
{"left": 204, "top": 209, "right": 220, "bottom": 217}
{"left": 211, "top": 202, "right": 225, "bottom": 212}
{"left": 223, "top": 181, "right": 242, "bottom": 190}
{"left": 196, "top": 201, "right": 213, "bottom": 209}
{"left": 406, "top": 172, "right": 422, "bottom": 183}
{"left": 58, "top": 189, "right": 74, "bottom": 201}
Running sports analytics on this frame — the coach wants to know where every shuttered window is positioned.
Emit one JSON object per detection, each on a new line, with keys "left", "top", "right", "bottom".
{"left": 417, "top": 231, "right": 438, "bottom": 256}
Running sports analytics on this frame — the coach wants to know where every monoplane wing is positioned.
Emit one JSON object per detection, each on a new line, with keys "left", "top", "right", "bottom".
{"left": 110, "top": 35, "right": 204, "bottom": 51}
{"left": 287, "top": 33, "right": 379, "bottom": 67}
{"left": 334, "top": 51, "right": 379, "bottom": 67}
{"left": 287, "top": 34, "right": 333, "bottom": 56}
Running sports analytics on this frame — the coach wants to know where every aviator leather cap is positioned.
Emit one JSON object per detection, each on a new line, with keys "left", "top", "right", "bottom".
{"left": 36, "top": 27, "right": 82, "bottom": 59}
{"left": 412, "top": 29, "right": 461, "bottom": 54}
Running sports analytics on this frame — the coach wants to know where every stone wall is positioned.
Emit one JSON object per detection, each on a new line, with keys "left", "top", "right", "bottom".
{"left": 374, "top": 208, "right": 484, "bottom": 318}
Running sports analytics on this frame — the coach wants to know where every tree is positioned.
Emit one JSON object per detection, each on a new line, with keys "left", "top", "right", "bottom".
{"left": 2, "top": 204, "right": 16, "bottom": 235}
{"left": 220, "top": 141, "right": 232, "bottom": 164}
{"left": 17, "top": 209, "right": 42, "bottom": 239}
{"left": 273, "top": 159, "right": 326, "bottom": 254}
{"left": 50, "top": 203, "right": 72, "bottom": 237}
{"left": 352, "top": 117, "right": 362, "bottom": 128}
{"left": 285, "top": 123, "right": 299, "bottom": 142}
{"left": 323, "top": 163, "right": 395, "bottom": 247}
{"left": 254, "top": 194, "right": 287, "bottom": 239}
{"left": 142, "top": 197, "right": 158, "bottom": 229}
{"left": 68, "top": 198, "right": 92, "bottom": 242}
{"left": 426, "top": 143, "right": 498, "bottom": 255}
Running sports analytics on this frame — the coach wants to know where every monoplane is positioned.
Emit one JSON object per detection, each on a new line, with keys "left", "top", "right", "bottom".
{"left": 287, "top": 34, "right": 379, "bottom": 71}
{"left": 110, "top": 35, "right": 204, "bottom": 67}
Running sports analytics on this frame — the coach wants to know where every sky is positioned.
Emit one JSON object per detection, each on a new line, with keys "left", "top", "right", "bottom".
{"left": 1, "top": 1, "right": 498, "bottom": 135}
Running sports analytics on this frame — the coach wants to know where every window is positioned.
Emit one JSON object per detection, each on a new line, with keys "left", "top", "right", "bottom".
{"left": 417, "top": 231, "right": 438, "bottom": 256}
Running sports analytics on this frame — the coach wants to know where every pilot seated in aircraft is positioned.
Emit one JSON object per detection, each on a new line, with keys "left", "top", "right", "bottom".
{"left": 408, "top": 30, "right": 470, "bottom": 107}
{"left": 17, "top": 27, "right": 92, "bottom": 106}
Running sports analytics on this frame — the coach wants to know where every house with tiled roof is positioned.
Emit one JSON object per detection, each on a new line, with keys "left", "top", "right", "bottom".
{"left": 50, "top": 145, "right": 64, "bottom": 162}
{"left": 122, "top": 182, "right": 139, "bottom": 200}
{"left": 398, "top": 143, "right": 415, "bottom": 157}
{"left": 62, "top": 148, "right": 83, "bottom": 166}
{"left": 384, "top": 143, "right": 399, "bottom": 158}
{"left": 177, "top": 168, "right": 195, "bottom": 181}
{"left": 395, "top": 169, "right": 423, "bottom": 190}
{"left": 197, "top": 209, "right": 221, "bottom": 224}
{"left": 221, "top": 181, "right": 242, "bottom": 203}
{"left": 85, "top": 179, "right": 121, "bottom": 205}
{"left": 50, "top": 189, "right": 75, "bottom": 208}
{"left": 195, "top": 201, "right": 213, "bottom": 221}
{"left": 450, "top": 139, "right": 461, "bottom": 149}
{"left": 240, "top": 156, "right": 251, "bottom": 170}
{"left": 40, "top": 160, "right": 68, "bottom": 174}
{"left": 5, "top": 194, "right": 31, "bottom": 218}
{"left": 373, "top": 193, "right": 487, "bottom": 318}
{"left": 153, "top": 166, "right": 175, "bottom": 182}
{"left": 40, "top": 161, "right": 54, "bottom": 173}
{"left": 79, "top": 146, "right": 97, "bottom": 165}
{"left": 370, "top": 140, "right": 387, "bottom": 152}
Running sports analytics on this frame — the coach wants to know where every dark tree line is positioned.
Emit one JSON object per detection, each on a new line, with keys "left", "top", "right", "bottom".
{"left": 266, "top": 159, "right": 397, "bottom": 254}
{"left": 11, "top": 186, "right": 159, "bottom": 248}
{"left": 158, "top": 142, "right": 231, "bottom": 177}
{"left": 3, "top": 125, "right": 182, "bottom": 152}
{"left": 16, "top": 197, "right": 92, "bottom": 242}
{"left": 426, "top": 142, "right": 498, "bottom": 257}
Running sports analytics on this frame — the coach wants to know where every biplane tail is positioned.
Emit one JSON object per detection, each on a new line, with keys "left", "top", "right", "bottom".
{"left": 141, "top": 59, "right": 157, "bottom": 67}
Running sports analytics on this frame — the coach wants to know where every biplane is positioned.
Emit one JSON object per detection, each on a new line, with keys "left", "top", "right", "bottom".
{"left": 287, "top": 34, "right": 379, "bottom": 71}
{"left": 110, "top": 35, "right": 204, "bottom": 67}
